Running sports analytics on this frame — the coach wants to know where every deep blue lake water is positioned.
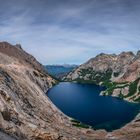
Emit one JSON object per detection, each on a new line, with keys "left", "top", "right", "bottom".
{"left": 47, "top": 82, "right": 140, "bottom": 131}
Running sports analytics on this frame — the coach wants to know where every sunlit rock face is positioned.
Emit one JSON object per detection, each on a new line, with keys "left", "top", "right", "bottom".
{"left": 65, "top": 51, "right": 140, "bottom": 102}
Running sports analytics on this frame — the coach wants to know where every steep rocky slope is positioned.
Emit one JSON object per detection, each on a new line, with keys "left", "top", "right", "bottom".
{"left": 64, "top": 51, "right": 140, "bottom": 103}
{"left": 0, "top": 42, "right": 108, "bottom": 140}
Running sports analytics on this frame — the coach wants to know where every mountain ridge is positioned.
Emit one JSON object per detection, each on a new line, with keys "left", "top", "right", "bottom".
{"left": 45, "top": 65, "right": 78, "bottom": 80}
{"left": 64, "top": 51, "right": 140, "bottom": 102}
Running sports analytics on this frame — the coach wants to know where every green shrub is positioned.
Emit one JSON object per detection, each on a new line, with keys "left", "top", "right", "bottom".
{"left": 113, "top": 72, "right": 120, "bottom": 77}
{"left": 72, "top": 123, "right": 90, "bottom": 128}
{"left": 78, "top": 68, "right": 112, "bottom": 84}
{"left": 71, "top": 119, "right": 90, "bottom": 129}
{"left": 119, "top": 91, "right": 124, "bottom": 99}
{"left": 125, "top": 78, "right": 140, "bottom": 98}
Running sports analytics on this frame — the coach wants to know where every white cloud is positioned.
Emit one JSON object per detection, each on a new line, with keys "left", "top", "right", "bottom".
{"left": 0, "top": 0, "right": 140, "bottom": 64}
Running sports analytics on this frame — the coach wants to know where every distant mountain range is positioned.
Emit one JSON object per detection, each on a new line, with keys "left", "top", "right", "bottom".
{"left": 45, "top": 64, "right": 78, "bottom": 80}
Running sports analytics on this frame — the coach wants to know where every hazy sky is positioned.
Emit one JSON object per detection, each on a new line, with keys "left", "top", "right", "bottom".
{"left": 0, "top": 0, "right": 140, "bottom": 64}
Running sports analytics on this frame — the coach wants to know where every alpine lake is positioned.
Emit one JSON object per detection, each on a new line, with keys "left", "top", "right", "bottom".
{"left": 47, "top": 82, "right": 140, "bottom": 131}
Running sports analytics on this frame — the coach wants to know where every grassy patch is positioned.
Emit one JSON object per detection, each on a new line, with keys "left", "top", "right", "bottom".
{"left": 125, "top": 78, "right": 140, "bottom": 98}
{"left": 71, "top": 119, "right": 90, "bottom": 129}
{"left": 138, "top": 86, "right": 140, "bottom": 93}
{"left": 77, "top": 68, "right": 113, "bottom": 85}
{"left": 102, "top": 81, "right": 129, "bottom": 96}
{"left": 102, "top": 82, "right": 117, "bottom": 95}
{"left": 134, "top": 96, "right": 140, "bottom": 102}
{"left": 71, "top": 119, "right": 80, "bottom": 123}
{"left": 74, "top": 78, "right": 96, "bottom": 84}
{"left": 118, "top": 91, "right": 124, "bottom": 99}
{"left": 113, "top": 72, "right": 120, "bottom": 77}
{"left": 72, "top": 123, "right": 90, "bottom": 128}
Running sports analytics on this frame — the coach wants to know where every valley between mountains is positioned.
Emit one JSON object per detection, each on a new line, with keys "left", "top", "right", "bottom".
{"left": 0, "top": 42, "right": 140, "bottom": 140}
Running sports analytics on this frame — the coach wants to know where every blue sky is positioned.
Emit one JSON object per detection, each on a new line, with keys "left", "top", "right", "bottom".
{"left": 0, "top": 0, "right": 140, "bottom": 64}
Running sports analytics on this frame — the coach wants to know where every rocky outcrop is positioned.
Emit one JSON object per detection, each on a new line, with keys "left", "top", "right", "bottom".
{"left": 64, "top": 51, "right": 140, "bottom": 102}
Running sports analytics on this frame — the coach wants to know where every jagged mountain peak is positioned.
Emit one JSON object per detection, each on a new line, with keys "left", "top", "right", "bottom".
{"left": 14, "top": 43, "right": 23, "bottom": 50}
{"left": 136, "top": 50, "right": 140, "bottom": 57}
{"left": 0, "top": 42, "right": 45, "bottom": 73}
{"left": 118, "top": 51, "right": 135, "bottom": 59}
{"left": 0, "top": 42, "right": 23, "bottom": 51}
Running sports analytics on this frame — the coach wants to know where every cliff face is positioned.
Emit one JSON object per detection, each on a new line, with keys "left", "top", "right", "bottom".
{"left": 65, "top": 51, "right": 140, "bottom": 102}
{"left": 0, "top": 42, "right": 108, "bottom": 140}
